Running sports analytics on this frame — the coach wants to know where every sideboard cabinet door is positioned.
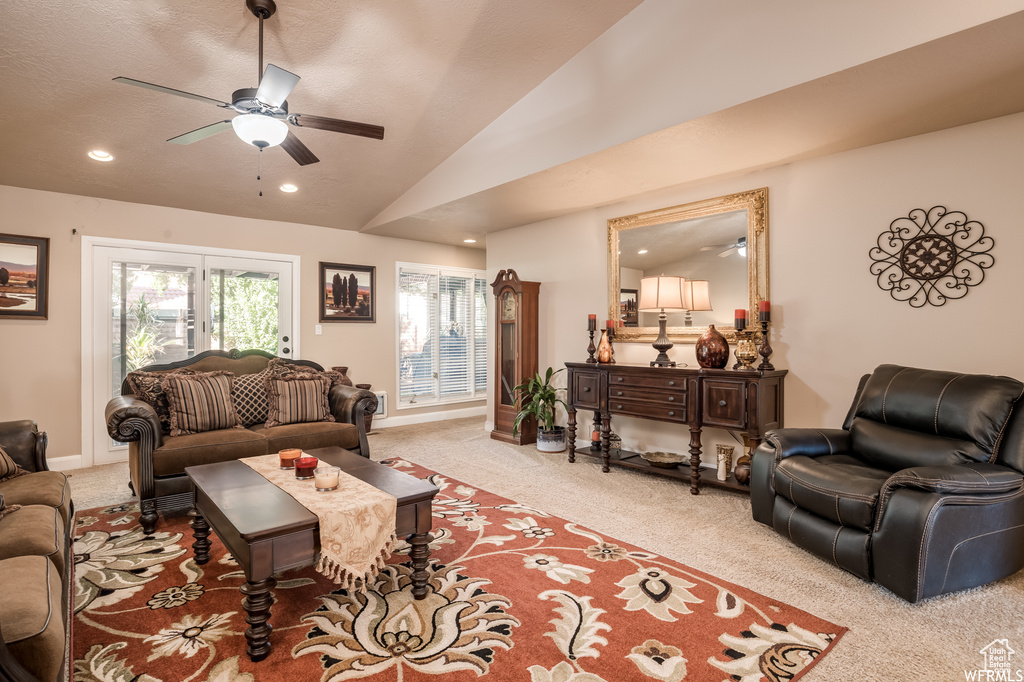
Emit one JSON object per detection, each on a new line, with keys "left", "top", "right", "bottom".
{"left": 702, "top": 379, "right": 747, "bottom": 429}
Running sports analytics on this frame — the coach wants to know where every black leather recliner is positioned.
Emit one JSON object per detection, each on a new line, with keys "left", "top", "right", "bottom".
{"left": 751, "top": 364, "right": 1024, "bottom": 602}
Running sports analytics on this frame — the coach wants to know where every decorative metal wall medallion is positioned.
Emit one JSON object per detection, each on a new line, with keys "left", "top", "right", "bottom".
{"left": 869, "top": 206, "right": 994, "bottom": 307}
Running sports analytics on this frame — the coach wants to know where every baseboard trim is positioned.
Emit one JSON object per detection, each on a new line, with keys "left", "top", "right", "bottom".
{"left": 372, "top": 405, "right": 486, "bottom": 429}
{"left": 46, "top": 455, "right": 83, "bottom": 471}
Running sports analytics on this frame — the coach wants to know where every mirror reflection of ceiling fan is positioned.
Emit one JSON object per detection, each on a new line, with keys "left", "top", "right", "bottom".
{"left": 113, "top": 0, "right": 384, "bottom": 167}
{"left": 700, "top": 236, "right": 747, "bottom": 258}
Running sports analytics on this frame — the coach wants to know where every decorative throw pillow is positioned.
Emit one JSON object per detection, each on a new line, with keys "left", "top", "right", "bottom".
{"left": 161, "top": 371, "right": 242, "bottom": 437}
{"left": 126, "top": 368, "right": 196, "bottom": 435}
{"left": 267, "top": 358, "right": 346, "bottom": 386}
{"left": 232, "top": 368, "right": 270, "bottom": 427}
{"left": 265, "top": 373, "right": 335, "bottom": 428}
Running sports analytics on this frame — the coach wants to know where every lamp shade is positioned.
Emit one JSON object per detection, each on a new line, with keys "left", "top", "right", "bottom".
{"left": 681, "top": 280, "right": 712, "bottom": 311}
{"left": 231, "top": 114, "right": 288, "bottom": 148}
{"left": 638, "top": 276, "right": 686, "bottom": 312}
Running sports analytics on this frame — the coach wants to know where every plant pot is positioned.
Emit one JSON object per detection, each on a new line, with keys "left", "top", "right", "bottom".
{"left": 536, "top": 426, "right": 567, "bottom": 453}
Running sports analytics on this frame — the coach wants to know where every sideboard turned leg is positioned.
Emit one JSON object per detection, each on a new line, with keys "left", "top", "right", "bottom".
{"left": 567, "top": 408, "right": 577, "bottom": 463}
{"left": 600, "top": 414, "right": 611, "bottom": 473}
{"left": 688, "top": 426, "right": 702, "bottom": 495}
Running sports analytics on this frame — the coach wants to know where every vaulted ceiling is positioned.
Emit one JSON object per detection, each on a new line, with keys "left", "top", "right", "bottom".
{"left": 3, "top": 1, "right": 1024, "bottom": 248}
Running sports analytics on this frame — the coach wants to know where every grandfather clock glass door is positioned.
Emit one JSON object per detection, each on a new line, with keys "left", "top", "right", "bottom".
{"left": 499, "top": 292, "right": 517, "bottom": 406}
{"left": 491, "top": 269, "right": 540, "bottom": 445}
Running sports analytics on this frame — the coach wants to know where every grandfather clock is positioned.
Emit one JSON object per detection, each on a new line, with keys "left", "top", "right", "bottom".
{"left": 490, "top": 269, "right": 540, "bottom": 444}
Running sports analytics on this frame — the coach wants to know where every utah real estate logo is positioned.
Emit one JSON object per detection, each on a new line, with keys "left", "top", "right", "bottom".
{"left": 965, "top": 639, "right": 1023, "bottom": 681}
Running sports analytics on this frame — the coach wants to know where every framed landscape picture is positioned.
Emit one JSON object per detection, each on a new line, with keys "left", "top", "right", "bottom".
{"left": 319, "top": 262, "right": 375, "bottom": 323}
{"left": 0, "top": 233, "right": 49, "bottom": 320}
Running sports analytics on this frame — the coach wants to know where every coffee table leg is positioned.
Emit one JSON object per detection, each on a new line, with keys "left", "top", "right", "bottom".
{"left": 188, "top": 509, "right": 211, "bottom": 565}
{"left": 407, "top": 532, "right": 432, "bottom": 600}
{"left": 240, "top": 577, "right": 276, "bottom": 662}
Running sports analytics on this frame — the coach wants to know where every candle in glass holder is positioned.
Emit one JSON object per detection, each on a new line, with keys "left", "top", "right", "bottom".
{"left": 279, "top": 448, "right": 302, "bottom": 469}
{"left": 295, "top": 456, "right": 319, "bottom": 480}
{"left": 314, "top": 465, "right": 341, "bottom": 491}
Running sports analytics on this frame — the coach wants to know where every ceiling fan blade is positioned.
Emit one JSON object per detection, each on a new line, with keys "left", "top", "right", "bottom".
{"left": 291, "top": 114, "right": 385, "bottom": 140}
{"left": 255, "top": 64, "right": 300, "bottom": 109}
{"left": 281, "top": 131, "right": 320, "bottom": 166}
{"left": 113, "top": 77, "right": 229, "bottom": 107}
{"left": 167, "top": 121, "right": 234, "bottom": 145}
{"left": 717, "top": 246, "right": 738, "bottom": 258}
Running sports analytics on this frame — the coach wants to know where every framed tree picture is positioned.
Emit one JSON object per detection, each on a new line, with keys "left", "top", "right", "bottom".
{"left": 0, "top": 233, "right": 49, "bottom": 320}
{"left": 319, "top": 262, "right": 375, "bottom": 322}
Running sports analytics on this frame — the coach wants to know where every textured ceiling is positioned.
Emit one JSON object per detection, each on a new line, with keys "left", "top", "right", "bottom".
{"left": 0, "top": 0, "right": 642, "bottom": 236}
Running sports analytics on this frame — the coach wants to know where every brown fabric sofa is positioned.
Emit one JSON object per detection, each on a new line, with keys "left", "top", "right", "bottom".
{"left": 0, "top": 420, "right": 73, "bottom": 682}
{"left": 105, "top": 349, "right": 378, "bottom": 533}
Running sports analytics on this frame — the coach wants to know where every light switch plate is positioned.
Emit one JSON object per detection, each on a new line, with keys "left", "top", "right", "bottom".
{"left": 315, "top": 324, "right": 322, "bottom": 335}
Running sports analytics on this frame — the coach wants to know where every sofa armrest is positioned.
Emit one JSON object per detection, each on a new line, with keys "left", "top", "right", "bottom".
{"left": 762, "top": 428, "right": 851, "bottom": 461}
{"left": 105, "top": 396, "right": 163, "bottom": 449}
{"left": 0, "top": 624, "right": 45, "bottom": 682}
{"left": 0, "top": 420, "right": 47, "bottom": 473}
{"left": 328, "top": 385, "right": 378, "bottom": 458}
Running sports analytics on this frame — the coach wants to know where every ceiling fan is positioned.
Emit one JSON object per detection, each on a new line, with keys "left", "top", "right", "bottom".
{"left": 113, "top": 0, "right": 384, "bottom": 166}
{"left": 700, "top": 236, "right": 747, "bottom": 258}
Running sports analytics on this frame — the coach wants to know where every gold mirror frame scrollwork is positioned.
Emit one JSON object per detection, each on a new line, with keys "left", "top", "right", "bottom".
{"left": 608, "top": 187, "right": 769, "bottom": 343}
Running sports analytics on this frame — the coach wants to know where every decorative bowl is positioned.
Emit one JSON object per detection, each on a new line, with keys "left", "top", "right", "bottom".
{"left": 639, "top": 451, "right": 685, "bottom": 469}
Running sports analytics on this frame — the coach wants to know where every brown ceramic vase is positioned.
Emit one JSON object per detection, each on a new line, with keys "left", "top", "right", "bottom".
{"left": 695, "top": 324, "right": 729, "bottom": 369}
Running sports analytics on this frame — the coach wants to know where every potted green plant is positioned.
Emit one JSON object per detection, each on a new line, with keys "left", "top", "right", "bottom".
{"left": 513, "top": 367, "right": 568, "bottom": 452}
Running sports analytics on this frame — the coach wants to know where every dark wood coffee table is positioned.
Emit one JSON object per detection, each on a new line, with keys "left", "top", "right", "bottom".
{"left": 185, "top": 447, "right": 439, "bottom": 662}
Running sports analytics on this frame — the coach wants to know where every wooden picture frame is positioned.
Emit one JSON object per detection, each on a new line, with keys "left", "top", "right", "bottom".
{"left": 319, "top": 262, "right": 375, "bottom": 323}
{"left": 0, "top": 233, "right": 49, "bottom": 320}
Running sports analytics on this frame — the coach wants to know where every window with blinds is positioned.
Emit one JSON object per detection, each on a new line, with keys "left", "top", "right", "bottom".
{"left": 398, "top": 264, "right": 487, "bottom": 408}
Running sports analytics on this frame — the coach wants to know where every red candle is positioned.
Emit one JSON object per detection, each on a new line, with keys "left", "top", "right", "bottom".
{"left": 606, "top": 319, "right": 613, "bottom": 329}
{"left": 295, "top": 456, "right": 319, "bottom": 480}
{"left": 735, "top": 309, "right": 747, "bottom": 319}
{"left": 587, "top": 314, "right": 597, "bottom": 331}
{"left": 758, "top": 300, "right": 771, "bottom": 312}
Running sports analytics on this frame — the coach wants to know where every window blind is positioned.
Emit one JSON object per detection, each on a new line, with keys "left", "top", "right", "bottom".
{"left": 398, "top": 264, "right": 487, "bottom": 407}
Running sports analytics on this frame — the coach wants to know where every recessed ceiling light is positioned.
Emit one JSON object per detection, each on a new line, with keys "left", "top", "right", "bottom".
{"left": 279, "top": 184, "right": 298, "bottom": 193}
{"left": 463, "top": 238, "right": 477, "bottom": 243}
{"left": 88, "top": 150, "right": 114, "bottom": 162}
{"left": 637, "top": 249, "right": 648, "bottom": 254}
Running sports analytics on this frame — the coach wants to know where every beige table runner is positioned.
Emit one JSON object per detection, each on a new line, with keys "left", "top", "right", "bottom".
{"left": 241, "top": 454, "right": 397, "bottom": 591}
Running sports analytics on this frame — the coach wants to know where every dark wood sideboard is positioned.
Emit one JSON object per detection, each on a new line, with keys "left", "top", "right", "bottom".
{"left": 565, "top": 362, "right": 787, "bottom": 494}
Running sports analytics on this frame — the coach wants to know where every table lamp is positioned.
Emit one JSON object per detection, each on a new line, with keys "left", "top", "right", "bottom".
{"left": 681, "top": 280, "right": 712, "bottom": 326}
{"left": 638, "top": 276, "right": 686, "bottom": 367}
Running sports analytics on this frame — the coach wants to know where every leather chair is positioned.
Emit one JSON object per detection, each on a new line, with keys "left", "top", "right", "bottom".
{"left": 751, "top": 364, "right": 1024, "bottom": 602}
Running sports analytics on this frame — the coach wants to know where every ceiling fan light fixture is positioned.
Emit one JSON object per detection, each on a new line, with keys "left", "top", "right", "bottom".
{"left": 232, "top": 114, "right": 288, "bottom": 148}
{"left": 279, "top": 183, "right": 298, "bottom": 193}
{"left": 88, "top": 150, "right": 114, "bottom": 161}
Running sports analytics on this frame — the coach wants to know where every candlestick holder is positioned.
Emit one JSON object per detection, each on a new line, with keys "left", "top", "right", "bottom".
{"left": 757, "top": 320, "right": 775, "bottom": 371}
{"left": 586, "top": 330, "right": 597, "bottom": 363}
{"left": 732, "top": 330, "right": 758, "bottom": 370}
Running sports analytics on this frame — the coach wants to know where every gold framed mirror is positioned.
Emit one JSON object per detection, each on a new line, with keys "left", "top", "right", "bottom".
{"left": 608, "top": 187, "right": 768, "bottom": 342}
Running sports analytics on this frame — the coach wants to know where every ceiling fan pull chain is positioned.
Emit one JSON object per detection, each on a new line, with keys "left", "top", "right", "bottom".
{"left": 257, "top": 147, "right": 263, "bottom": 196}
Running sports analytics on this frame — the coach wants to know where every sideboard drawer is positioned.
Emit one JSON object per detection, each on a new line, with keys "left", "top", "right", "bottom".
{"left": 610, "top": 398, "right": 686, "bottom": 423}
{"left": 702, "top": 380, "right": 747, "bottom": 429}
{"left": 609, "top": 386, "right": 686, "bottom": 409}
{"left": 608, "top": 372, "right": 686, "bottom": 392}
{"left": 572, "top": 371, "right": 603, "bottom": 410}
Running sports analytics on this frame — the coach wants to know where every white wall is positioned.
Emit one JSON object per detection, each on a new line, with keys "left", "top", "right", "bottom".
{"left": 0, "top": 186, "right": 485, "bottom": 459}
{"left": 486, "top": 112, "right": 1024, "bottom": 460}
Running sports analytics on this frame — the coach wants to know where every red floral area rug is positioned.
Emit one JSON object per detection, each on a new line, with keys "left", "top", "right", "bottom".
{"left": 72, "top": 458, "right": 846, "bottom": 682}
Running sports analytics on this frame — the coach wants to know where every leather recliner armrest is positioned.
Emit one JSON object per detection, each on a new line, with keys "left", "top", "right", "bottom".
{"left": 874, "top": 462, "right": 1023, "bottom": 533}
{"left": 105, "top": 395, "right": 162, "bottom": 449}
{"left": 762, "top": 427, "right": 851, "bottom": 461}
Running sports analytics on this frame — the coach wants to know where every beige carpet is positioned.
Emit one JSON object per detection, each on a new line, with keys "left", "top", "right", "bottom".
{"left": 67, "top": 417, "right": 1024, "bottom": 681}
